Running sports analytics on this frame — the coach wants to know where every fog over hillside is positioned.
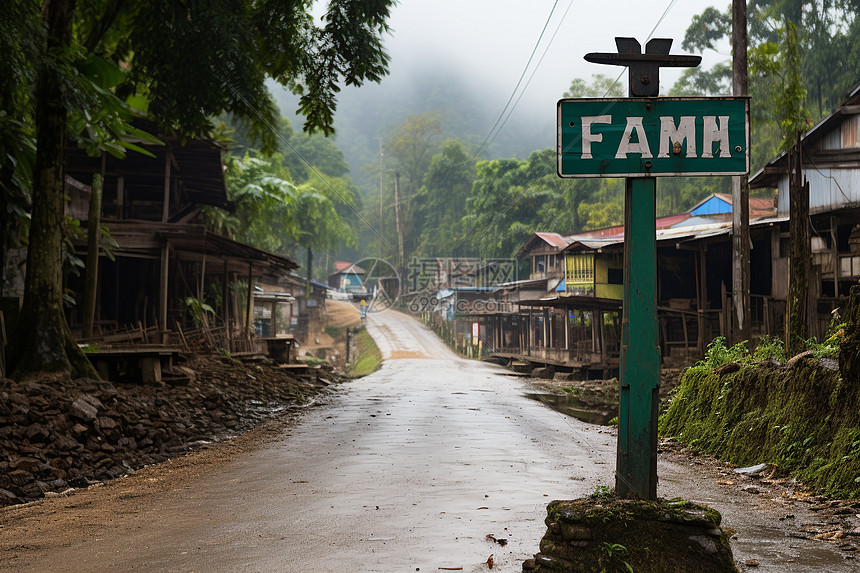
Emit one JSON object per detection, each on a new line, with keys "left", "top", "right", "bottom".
{"left": 270, "top": 0, "right": 723, "bottom": 192}
{"left": 271, "top": 60, "right": 557, "bottom": 191}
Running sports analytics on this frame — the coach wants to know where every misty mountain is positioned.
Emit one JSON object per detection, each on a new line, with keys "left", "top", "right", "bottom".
{"left": 271, "top": 61, "right": 558, "bottom": 191}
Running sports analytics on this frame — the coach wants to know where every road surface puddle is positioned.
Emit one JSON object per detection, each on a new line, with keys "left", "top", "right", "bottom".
{"left": 525, "top": 393, "right": 615, "bottom": 425}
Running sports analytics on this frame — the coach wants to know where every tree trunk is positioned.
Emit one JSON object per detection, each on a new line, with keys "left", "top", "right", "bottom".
{"left": 10, "top": 0, "right": 98, "bottom": 380}
{"left": 786, "top": 134, "right": 809, "bottom": 355}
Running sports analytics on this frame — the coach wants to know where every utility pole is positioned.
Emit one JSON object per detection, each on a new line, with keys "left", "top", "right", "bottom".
{"left": 394, "top": 172, "right": 404, "bottom": 268}
{"left": 378, "top": 139, "right": 384, "bottom": 260}
{"left": 732, "top": 0, "right": 751, "bottom": 344}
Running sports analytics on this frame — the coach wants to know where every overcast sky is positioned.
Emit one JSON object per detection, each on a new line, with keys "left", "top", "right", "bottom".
{"left": 370, "top": 0, "right": 727, "bottom": 106}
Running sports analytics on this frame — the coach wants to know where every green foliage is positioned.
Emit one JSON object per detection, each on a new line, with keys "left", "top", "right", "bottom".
{"left": 324, "top": 325, "right": 342, "bottom": 339}
{"left": 411, "top": 139, "right": 477, "bottom": 258}
{"left": 217, "top": 347, "right": 241, "bottom": 365}
{"left": 752, "top": 334, "right": 787, "bottom": 362}
{"left": 667, "top": 62, "right": 732, "bottom": 97}
{"left": 347, "top": 327, "right": 382, "bottom": 377}
{"left": 462, "top": 149, "right": 624, "bottom": 258}
{"left": 590, "top": 485, "right": 615, "bottom": 503}
{"left": 750, "top": 21, "right": 812, "bottom": 151}
{"left": 690, "top": 337, "right": 750, "bottom": 371}
{"left": 284, "top": 132, "right": 351, "bottom": 183}
{"left": 67, "top": 54, "right": 163, "bottom": 159}
{"left": 684, "top": 1, "right": 860, "bottom": 118}
{"left": 806, "top": 319, "right": 847, "bottom": 358}
{"left": 564, "top": 74, "right": 624, "bottom": 98}
{"left": 301, "top": 355, "right": 327, "bottom": 366}
{"left": 0, "top": 0, "right": 41, "bottom": 240}
{"left": 204, "top": 153, "right": 356, "bottom": 258}
{"left": 62, "top": 216, "right": 86, "bottom": 284}
{"left": 183, "top": 296, "right": 215, "bottom": 327}
{"left": 600, "top": 542, "right": 634, "bottom": 573}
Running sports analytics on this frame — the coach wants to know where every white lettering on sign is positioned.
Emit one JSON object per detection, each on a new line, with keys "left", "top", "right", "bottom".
{"left": 615, "top": 117, "right": 652, "bottom": 159}
{"left": 658, "top": 116, "right": 696, "bottom": 158}
{"left": 702, "top": 115, "right": 731, "bottom": 158}
{"left": 576, "top": 114, "right": 737, "bottom": 160}
{"left": 580, "top": 115, "right": 611, "bottom": 159}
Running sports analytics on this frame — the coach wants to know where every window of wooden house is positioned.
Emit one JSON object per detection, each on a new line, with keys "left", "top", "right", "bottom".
{"left": 565, "top": 254, "right": 594, "bottom": 287}
{"left": 607, "top": 267, "right": 624, "bottom": 285}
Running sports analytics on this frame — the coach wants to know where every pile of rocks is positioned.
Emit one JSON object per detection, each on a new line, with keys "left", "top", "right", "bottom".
{"left": 0, "top": 356, "right": 335, "bottom": 506}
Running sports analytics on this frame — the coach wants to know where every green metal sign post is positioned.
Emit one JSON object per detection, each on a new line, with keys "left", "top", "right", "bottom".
{"left": 557, "top": 38, "right": 749, "bottom": 500}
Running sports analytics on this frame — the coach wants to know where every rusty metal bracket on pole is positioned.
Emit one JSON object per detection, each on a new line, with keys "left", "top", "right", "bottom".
{"left": 585, "top": 38, "right": 700, "bottom": 98}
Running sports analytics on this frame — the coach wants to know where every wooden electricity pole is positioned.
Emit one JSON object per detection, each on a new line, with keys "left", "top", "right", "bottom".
{"left": 731, "top": 0, "right": 751, "bottom": 344}
{"left": 394, "top": 172, "right": 404, "bottom": 268}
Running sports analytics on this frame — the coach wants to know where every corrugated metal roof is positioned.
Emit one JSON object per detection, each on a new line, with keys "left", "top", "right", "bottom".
{"left": 751, "top": 80, "right": 860, "bottom": 189}
{"left": 518, "top": 295, "right": 622, "bottom": 310}
{"left": 562, "top": 214, "right": 789, "bottom": 252}
{"left": 535, "top": 232, "right": 572, "bottom": 249}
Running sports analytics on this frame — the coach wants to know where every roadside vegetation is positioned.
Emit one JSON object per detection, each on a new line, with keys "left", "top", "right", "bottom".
{"left": 660, "top": 298, "right": 860, "bottom": 498}
{"left": 347, "top": 327, "right": 382, "bottom": 378}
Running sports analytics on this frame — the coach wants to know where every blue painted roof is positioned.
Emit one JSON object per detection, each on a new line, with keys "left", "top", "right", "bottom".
{"left": 689, "top": 195, "right": 732, "bottom": 216}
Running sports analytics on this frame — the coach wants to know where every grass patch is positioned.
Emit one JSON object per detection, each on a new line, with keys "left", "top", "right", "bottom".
{"left": 347, "top": 327, "right": 382, "bottom": 378}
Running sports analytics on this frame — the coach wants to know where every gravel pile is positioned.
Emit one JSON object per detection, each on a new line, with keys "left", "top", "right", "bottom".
{"left": 0, "top": 355, "right": 335, "bottom": 506}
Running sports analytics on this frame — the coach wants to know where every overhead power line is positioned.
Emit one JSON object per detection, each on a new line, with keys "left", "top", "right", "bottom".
{"left": 473, "top": 0, "right": 562, "bottom": 159}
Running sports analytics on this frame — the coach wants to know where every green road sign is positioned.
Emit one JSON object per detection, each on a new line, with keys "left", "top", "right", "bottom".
{"left": 557, "top": 97, "right": 749, "bottom": 178}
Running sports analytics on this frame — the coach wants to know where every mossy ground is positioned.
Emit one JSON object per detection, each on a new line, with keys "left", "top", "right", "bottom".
{"left": 659, "top": 358, "right": 860, "bottom": 498}
{"left": 532, "top": 495, "right": 737, "bottom": 573}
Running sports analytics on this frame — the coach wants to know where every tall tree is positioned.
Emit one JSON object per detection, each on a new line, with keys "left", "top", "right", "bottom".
{"left": 684, "top": 1, "right": 860, "bottom": 119}
{"left": 0, "top": 1, "right": 41, "bottom": 273}
{"left": 412, "top": 139, "right": 477, "bottom": 258}
{"left": 563, "top": 74, "right": 625, "bottom": 98}
{"left": 9, "top": 0, "right": 395, "bottom": 380}
{"left": 751, "top": 21, "right": 812, "bottom": 354}
{"left": 365, "top": 111, "right": 445, "bottom": 263}
{"left": 13, "top": 0, "right": 95, "bottom": 379}
{"left": 463, "top": 152, "right": 557, "bottom": 258}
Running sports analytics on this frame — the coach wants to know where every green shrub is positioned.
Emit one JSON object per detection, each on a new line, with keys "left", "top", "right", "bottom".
{"left": 752, "top": 334, "right": 786, "bottom": 362}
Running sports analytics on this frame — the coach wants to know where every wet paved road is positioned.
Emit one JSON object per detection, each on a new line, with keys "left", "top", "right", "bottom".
{"left": 6, "top": 309, "right": 855, "bottom": 572}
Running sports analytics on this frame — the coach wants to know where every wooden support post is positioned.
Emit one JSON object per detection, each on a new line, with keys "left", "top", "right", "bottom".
{"left": 83, "top": 174, "right": 102, "bottom": 339}
{"left": 116, "top": 175, "right": 124, "bottom": 218}
{"left": 696, "top": 247, "right": 705, "bottom": 354}
{"left": 162, "top": 149, "right": 172, "bottom": 223}
{"left": 222, "top": 264, "right": 230, "bottom": 352}
{"left": 831, "top": 216, "right": 839, "bottom": 298}
{"left": 159, "top": 243, "right": 169, "bottom": 345}
{"left": 245, "top": 263, "right": 253, "bottom": 341}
